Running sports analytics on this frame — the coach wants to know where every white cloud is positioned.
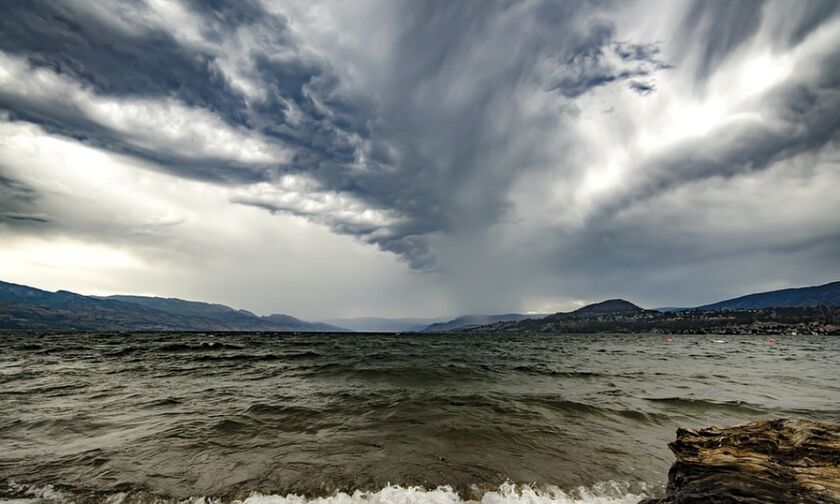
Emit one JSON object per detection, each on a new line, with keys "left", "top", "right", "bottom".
{"left": 0, "top": 51, "right": 290, "bottom": 165}
{"left": 232, "top": 176, "right": 404, "bottom": 233}
{"left": 0, "top": 118, "right": 449, "bottom": 318}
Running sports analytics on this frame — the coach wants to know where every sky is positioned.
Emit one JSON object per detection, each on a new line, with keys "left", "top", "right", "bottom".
{"left": 1, "top": 0, "right": 839, "bottom": 320}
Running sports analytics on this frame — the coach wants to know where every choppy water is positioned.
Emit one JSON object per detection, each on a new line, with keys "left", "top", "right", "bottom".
{"left": 1, "top": 332, "right": 838, "bottom": 504}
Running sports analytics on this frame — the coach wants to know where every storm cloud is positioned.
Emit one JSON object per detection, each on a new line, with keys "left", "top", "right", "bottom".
{"left": 0, "top": 0, "right": 838, "bottom": 317}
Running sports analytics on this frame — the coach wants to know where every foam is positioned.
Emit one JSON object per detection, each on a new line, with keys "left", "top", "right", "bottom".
{"left": 3, "top": 481, "right": 651, "bottom": 504}
{"left": 238, "top": 482, "right": 649, "bottom": 504}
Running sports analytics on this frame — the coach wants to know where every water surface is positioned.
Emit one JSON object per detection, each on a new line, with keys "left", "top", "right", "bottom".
{"left": 1, "top": 332, "right": 837, "bottom": 503}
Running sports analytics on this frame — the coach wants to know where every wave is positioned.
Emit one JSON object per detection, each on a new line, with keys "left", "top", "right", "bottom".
{"left": 643, "top": 396, "right": 766, "bottom": 414}
{"left": 191, "top": 352, "right": 320, "bottom": 362}
{"left": 510, "top": 366, "right": 608, "bottom": 379}
{"left": 158, "top": 342, "right": 247, "bottom": 352}
{"left": 245, "top": 403, "right": 321, "bottom": 416}
{"left": 1, "top": 481, "right": 653, "bottom": 504}
{"left": 105, "top": 342, "right": 249, "bottom": 356}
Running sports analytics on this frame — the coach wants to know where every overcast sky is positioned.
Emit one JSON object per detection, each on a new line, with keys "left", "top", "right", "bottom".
{"left": 1, "top": 0, "right": 838, "bottom": 319}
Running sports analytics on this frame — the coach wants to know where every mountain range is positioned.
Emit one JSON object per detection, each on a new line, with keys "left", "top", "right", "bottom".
{"left": 1, "top": 279, "right": 838, "bottom": 332}
{"left": 422, "top": 313, "right": 546, "bottom": 332}
{"left": 469, "top": 297, "right": 840, "bottom": 335}
{"left": 695, "top": 281, "right": 840, "bottom": 311}
{"left": 425, "top": 282, "right": 840, "bottom": 331}
{"left": 0, "top": 281, "right": 347, "bottom": 332}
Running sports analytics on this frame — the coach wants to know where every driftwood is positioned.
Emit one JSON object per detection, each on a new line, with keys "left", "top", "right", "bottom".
{"left": 640, "top": 418, "right": 840, "bottom": 503}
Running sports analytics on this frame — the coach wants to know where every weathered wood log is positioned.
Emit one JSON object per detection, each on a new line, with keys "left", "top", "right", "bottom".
{"left": 640, "top": 418, "right": 840, "bottom": 503}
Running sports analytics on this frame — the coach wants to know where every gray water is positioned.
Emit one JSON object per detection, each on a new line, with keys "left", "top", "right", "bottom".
{"left": 1, "top": 332, "right": 838, "bottom": 504}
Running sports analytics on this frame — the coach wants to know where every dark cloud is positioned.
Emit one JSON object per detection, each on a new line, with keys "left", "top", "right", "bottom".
{"left": 0, "top": 107, "right": 276, "bottom": 185}
{"left": 0, "top": 1, "right": 250, "bottom": 122}
{"left": 2, "top": 212, "right": 50, "bottom": 224}
{"left": 0, "top": 0, "right": 838, "bottom": 312}
{"left": 599, "top": 44, "right": 840, "bottom": 217}
{"left": 543, "top": 29, "right": 671, "bottom": 98}
{"left": 768, "top": 0, "right": 840, "bottom": 47}
{"left": 0, "top": 173, "right": 37, "bottom": 203}
{"left": 628, "top": 80, "right": 656, "bottom": 95}
{"left": 0, "top": 0, "right": 371, "bottom": 186}
{"left": 293, "top": 1, "right": 674, "bottom": 268}
{"left": 0, "top": 172, "right": 46, "bottom": 226}
{"left": 0, "top": 0, "right": 678, "bottom": 269}
{"left": 186, "top": 0, "right": 270, "bottom": 32}
{"left": 613, "top": 41, "right": 664, "bottom": 62}
{"left": 229, "top": 0, "right": 677, "bottom": 269}
{"left": 676, "top": 0, "right": 767, "bottom": 81}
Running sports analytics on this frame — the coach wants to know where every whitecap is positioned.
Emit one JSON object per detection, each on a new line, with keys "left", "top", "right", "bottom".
{"left": 238, "top": 482, "right": 649, "bottom": 504}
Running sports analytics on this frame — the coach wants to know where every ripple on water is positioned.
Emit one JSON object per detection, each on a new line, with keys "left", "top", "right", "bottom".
{"left": 0, "top": 332, "right": 836, "bottom": 498}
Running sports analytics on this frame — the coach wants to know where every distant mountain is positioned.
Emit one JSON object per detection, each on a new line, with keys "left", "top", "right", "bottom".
{"left": 0, "top": 281, "right": 349, "bottom": 332}
{"left": 464, "top": 297, "right": 839, "bottom": 335}
{"left": 6, "top": 278, "right": 839, "bottom": 334}
{"left": 654, "top": 307, "right": 688, "bottom": 313}
{"left": 526, "top": 298, "right": 654, "bottom": 326}
{"left": 695, "top": 281, "right": 840, "bottom": 311}
{"left": 423, "top": 313, "right": 544, "bottom": 332}
{"left": 103, "top": 295, "right": 346, "bottom": 331}
{"left": 557, "top": 299, "right": 647, "bottom": 318}
{"left": 103, "top": 294, "right": 259, "bottom": 319}
{"left": 423, "top": 300, "right": 650, "bottom": 332}
{"left": 462, "top": 298, "right": 655, "bottom": 332}
{"left": 260, "top": 314, "right": 345, "bottom": 332}
{"left": 323, "top": 316, "right": 450, "bottom": 333}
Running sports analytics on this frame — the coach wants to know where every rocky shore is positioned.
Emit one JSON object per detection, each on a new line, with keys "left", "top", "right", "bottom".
{"left": 640, "top": 419, "right": 840, "bottom": 503}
